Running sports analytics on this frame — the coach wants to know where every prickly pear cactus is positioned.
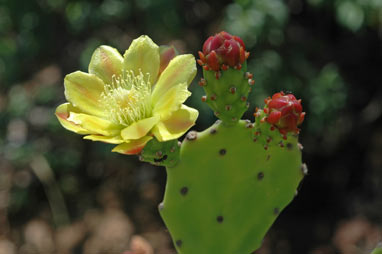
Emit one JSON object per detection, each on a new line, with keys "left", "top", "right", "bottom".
{"left": 158, "top": 32, "right": 307, "bottom": 254}
{"left": 159, "top": 119, "right": 305, "bottom": 254}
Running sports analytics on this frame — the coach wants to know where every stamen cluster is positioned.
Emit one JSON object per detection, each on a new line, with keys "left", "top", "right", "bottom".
{"left": 101, "top": 71, "right": 152, "bottom": 126}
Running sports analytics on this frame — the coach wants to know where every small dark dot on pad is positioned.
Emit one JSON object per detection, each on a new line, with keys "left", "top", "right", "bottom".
{"left": 274, "top": 208, "right": 280, "bottom": 215}
{"left": 257, "top": 172, "right": 264, "bottom": 180}
{"left": 286, "top": 143, "right": 293, "bottom": 150}
{"left": 219, "top": 149, "right": 226, "bottom": 155}
{"left": 180, "top": 187, "right": 188, "bottom": 196}
{"left": 216, "top": 215, "right": 224, "bottom": 223}
{"left": 176, "top": 240, "right": 182, "bottom": 247}
{"left": 210, "top": 128, "right": 217, "bottom": 134}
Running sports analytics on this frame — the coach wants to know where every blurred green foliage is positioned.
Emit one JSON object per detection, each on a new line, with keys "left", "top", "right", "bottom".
{"left": 0, "top": 0, "right": 381, "bottom": 253}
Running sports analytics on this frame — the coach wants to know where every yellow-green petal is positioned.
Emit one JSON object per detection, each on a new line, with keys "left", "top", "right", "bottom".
{"left": 151, "top": 54, "right": 196, "bottom": 105}
{"left": 67, "top": 112, "right": 122, "bottom": 136}
{"left": 152, "top": 105, "right": 198, "bottom": 141}
{"left": 120, "top": 116, "right": 159, "bottom": 140}
{"left": 55, "top": 103, "right": 93, "bottom": 135}
{"left": 83, "top": 135, "right": 124, "bottom": 144}
{"left": 64, "top": 71, "right": 107, "bottom": 118}
{"left": 88, "top": 45, "right": 124, "bottom": 85}
{"left": 152, "top": 82, "right": 191, "bottom": 120}
{"left": 123, "top": 35, "right": 160, "bottom": 86}
{"left": 112, "top": 136, "right": 153, "bottom": 155}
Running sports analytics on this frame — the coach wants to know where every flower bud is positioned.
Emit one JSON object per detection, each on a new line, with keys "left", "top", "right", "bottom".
{"left": 263, "top": 92, "right": 305, "bottom": 135}
{"left": 198, "top": 31, "right": 249, "bottom": 72}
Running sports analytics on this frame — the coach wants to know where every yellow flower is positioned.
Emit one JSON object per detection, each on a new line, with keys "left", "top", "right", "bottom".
{"left": 55, "top": 36, "right": 198, "bottom": 155}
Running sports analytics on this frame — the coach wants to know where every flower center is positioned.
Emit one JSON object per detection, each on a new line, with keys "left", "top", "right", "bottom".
{"left": 100, "top": 71, "right": 152, "bottom": 126}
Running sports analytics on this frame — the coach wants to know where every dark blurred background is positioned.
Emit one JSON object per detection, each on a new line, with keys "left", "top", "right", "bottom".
{"left": 0, "top": 0, "right": 381, "bottom": 253}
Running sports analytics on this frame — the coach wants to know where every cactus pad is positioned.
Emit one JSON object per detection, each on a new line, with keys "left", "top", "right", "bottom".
{"left": 159, "top": 120, "right": 305, "bottom": 254}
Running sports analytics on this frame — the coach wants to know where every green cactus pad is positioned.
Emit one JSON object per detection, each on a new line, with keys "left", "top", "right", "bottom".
{"left": 201, "top": 62, "right": 253, "bottom": 125}
{"left": 159, "top": 120, "right": 305, "bottom": 254}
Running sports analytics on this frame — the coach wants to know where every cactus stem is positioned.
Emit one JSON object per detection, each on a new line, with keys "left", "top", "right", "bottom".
{"left": 229, "top": 86, "right": 237, "bottom": 94}
{"left": 201, "top": 95, "right": 207, "bottom": 102}
{"left": 257, "top": 172, "right": 264, "bottom": 180}
{"left": 180, "top": 187, "right": 189, "bottom": 196}
{"left": 219, "top": 148, "right": 227, "bottom": 156}
{"left": 225, "top": 105, "right": 232, "bottom": 111}
{"left": 186, "top": 131, "right": 197, "bottom": 141}
{"left": 216, "top": 215, "right": 224, "bottom": 223}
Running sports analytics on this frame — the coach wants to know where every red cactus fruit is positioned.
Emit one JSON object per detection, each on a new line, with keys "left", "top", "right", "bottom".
{"left": 260, "top": 92, "right": 305, "bottom": 137}
{"left": 197, "top": 31, "right": 250, "bottom": 72}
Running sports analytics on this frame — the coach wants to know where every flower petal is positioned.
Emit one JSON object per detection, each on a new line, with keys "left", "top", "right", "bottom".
{"left": 120, "top": 116, "right": 159, "bottom": 140}
{"left": 67, "top": 112, "right": 122, "bottom": 136}
{"left": 152, "top": 105, "right": 198, "bottom": 141}
{"left": 83, "top": 134, "right": 124, "bottom": 144}
{"left": 151, "top": 54, "right": 196, "bottom": 105}
{"left": 124, "top": 35, "right": 160, "bottom": 86}
{"left": 112, "top": 136, "right": 153, "bottom": 155}
{"left": 64, "top": 71, "right": 107, "bottom": 118}
{"left": 88, "top": 45, "right": 124, "bottom": 85}
{"left": 159, "top": 45, "right": 177, "bottom": 75}
{"left": 55, "top": 103, "right": 93, "bottom": 134}
{"left": 153, "top": 82, "right": 191, "bottom": 120}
